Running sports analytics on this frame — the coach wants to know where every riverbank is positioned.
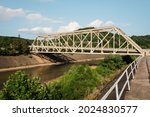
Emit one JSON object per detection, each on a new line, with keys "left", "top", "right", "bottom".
{"left": 0, "top": 55, "right": 52, "bottom": 72}
{"left": 0, "top": 54, "right": 104, "bottom": 72}
{"left": 0, "top": 55, "right": 51, "bottom": 68}
{"left": 0, "top": 62, "right": 61, "bottom": 72}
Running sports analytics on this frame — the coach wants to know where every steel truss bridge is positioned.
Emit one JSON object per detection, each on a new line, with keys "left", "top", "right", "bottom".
{"left": 30, "top": 26, "right": 149, "bottom": 56}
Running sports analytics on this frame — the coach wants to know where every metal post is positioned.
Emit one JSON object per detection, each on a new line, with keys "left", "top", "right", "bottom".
{"left": 131, "top": 63, "right": 135, "bottom": 79}
{"left": 126, "top": 70, "right": 130, "bottom": 91}
{"left": 115, "top": 84, "right": 119, "bottom": 100}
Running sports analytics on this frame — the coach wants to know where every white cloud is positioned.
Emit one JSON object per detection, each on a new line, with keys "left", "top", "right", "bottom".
{"left": 105, "top": 21, "right": 114, "bottom": 26}
{"left": 18, "top": 27, "right": 53, "bottom": 34}
{"left": 88, "top": 19, "right": 104, "bottom": 27}
{"left": 18, "top": 20, "right": 114, "bottom": 35}
{"left": 57, "top": 20, "right": 113, "bottom": 33}
{"left": 26, "top": 13, "right": 49, "bottom": 21}
{"left": 58, "top": 21, "right": 81, "bottom": 32}
{"left": 88, "top": 19, "right": 114, "bottom": 28}
{"left": 0, "top": 6, "right": 25, "bottom": 20}
{"left": 26, "top": 13, "right": 62, "bottom": 23}
{"left": 0, "top": 5, "right": 62, "bottom": 23}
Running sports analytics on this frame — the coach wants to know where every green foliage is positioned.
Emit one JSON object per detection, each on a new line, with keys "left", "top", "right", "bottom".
{"left": 47, "top": 65, "right": 100, "bottom": 99}
{"left": 96, "top": 55, "right": 128, "bottom": 78}
{"left": 0, "top": 36, "right": 32, "bottom": 56}
{"left": 99, "top": 55, "right": 125, "bottom": 70}
{"left": 131, "top": 35, "right": 150, "bottom": 49}
{"left": 0, "top": 71, "right": 45, "bottom": 100}
{"left": 46, "top": 55, "right": 132, "bottom": 100}
{"left": 96, "top": 66, "right": 112, "bottom": 77}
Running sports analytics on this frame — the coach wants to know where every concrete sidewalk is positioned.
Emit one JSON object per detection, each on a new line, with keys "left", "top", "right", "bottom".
{"left": 125, "top": 57, "right": 150, "bottom": 100}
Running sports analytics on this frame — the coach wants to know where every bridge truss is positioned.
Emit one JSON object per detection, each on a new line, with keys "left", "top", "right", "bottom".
{"left": 30, "top": 26, "right": 144, "bottom": 55}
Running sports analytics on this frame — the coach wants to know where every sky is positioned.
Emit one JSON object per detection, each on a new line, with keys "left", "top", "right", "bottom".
{"left": 0, "top": 0, "right": 150, "bottom": 39}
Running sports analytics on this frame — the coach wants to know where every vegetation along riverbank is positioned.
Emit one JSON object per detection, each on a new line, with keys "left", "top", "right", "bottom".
{"left": 0, "top": 55, "right": 135, "bottom": 100}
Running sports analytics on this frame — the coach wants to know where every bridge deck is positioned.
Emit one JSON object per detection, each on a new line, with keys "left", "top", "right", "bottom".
{"left": 125, "top": 57, "right": 150, "bottom": 100}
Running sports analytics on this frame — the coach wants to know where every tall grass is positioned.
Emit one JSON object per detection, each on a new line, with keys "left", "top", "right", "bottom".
{"left": 46, "top": 65, "right": 101, "bottom": 99}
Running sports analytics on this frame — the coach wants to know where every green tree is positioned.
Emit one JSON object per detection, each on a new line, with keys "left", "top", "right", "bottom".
{"left": 0, "top": 71, "right": 45, "bottom": 100}
{"left": 0, "top": 36, "right": 32, "bottom": 56}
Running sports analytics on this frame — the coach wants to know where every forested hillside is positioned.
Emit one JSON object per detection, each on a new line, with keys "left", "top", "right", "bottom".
{"left": 131, "top": 35, "right": 150, "bottom": 49}
{"left": 0, "top": 36, "right": 32, "bottom": 56}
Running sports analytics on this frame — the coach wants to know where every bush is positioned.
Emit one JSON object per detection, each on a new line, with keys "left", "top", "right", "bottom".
{"left": 96, "top": 66, "right": 112, "bottom": 77}
{"left": 47, "top": 65, "right": 100, "bottom": 100}
{"left": 98, "top": 55, "right": 126, "bottom": 70}
{"left": 0, "top": 71, "right": 45, "bottom": 100}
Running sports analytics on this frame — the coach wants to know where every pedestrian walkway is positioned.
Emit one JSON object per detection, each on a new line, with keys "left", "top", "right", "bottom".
{"left": 125, "top": 57, "right": 150, "bottom": 100}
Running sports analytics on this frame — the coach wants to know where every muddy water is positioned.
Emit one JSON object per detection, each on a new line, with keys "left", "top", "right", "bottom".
{"left": 0, "top": 60, "right": 100, "bottom": 89}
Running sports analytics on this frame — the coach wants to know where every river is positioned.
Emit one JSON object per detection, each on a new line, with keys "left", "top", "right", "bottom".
{"left": 0, "top": 60, "right": 100, "bottom": 89}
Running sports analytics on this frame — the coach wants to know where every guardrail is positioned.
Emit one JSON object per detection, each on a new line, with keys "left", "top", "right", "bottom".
{"left": 100, "top": 56, "right": 143, "bottom": 100}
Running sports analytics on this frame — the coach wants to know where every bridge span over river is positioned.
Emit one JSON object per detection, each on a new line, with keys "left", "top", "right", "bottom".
{"left": 30, "top": 26, "right": 150, "bottom": 56}
{"left": 30, "top": 26, "right": 150, "bottom": 100}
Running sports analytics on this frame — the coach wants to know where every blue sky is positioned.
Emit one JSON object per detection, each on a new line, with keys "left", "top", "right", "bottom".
{"left": 0, "top": 0, "right": 150, "bottom": 39}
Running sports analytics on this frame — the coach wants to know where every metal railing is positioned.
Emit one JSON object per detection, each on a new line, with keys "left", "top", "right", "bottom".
{"left": 100, "top": 56, "right": 143, "bottom": 100}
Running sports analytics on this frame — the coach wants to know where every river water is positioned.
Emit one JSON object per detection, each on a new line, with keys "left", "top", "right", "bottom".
{"left": 0, "top": 60, "right": 100, "bottom": 89}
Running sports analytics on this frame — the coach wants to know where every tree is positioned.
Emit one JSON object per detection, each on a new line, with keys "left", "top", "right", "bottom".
{"left": 0, "top": 36, "right": 32, "bottom": 55}
{"left": 0, "top": 71, "right": 45, "bottom": 100}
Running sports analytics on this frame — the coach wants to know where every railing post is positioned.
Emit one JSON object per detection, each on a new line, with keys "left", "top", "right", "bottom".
{"left": 126, "top": 70, "right": 130, "bottom": 91}
{"left": 115, "top": 84, "right": 119, "bottom": 100}
{"left": 131, "top": 63, "right": 135, "bottom": 79}
{"left": 134, "top": 61, "right": 138, "bottom": 73}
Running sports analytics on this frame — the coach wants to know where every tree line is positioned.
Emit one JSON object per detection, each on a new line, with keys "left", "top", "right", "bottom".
{"left": 131, "top": 35, "right": 150, "bottom": 49}
{"left": 0, "top": 36, "right": 32, "bottom": 56}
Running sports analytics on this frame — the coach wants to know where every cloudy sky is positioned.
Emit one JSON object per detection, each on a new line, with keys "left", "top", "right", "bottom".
{"left": 0, "top": 0, "right": 150, "bottom": 39}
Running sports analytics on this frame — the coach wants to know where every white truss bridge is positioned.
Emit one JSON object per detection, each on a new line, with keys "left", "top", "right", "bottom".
{"left": 30, "top": 26, "right": 149, "bottom": 56}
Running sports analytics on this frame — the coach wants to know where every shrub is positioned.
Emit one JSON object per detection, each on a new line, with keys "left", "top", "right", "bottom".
{"left": 96, "top": 66, "right": 112, "bottom": 77}
{"left": 0, "top": 71, "right": 45, "bottom": 100}
{"left": 47, "top": 65, "right": 100, "bottom": 100}
{"left": 99, "top": 55, "right": 126, "bottom": 70}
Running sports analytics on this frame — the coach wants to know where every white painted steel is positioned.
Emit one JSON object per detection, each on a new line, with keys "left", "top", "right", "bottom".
{"left": 30, "top": 26, "right": 144, "bottom": 55}
{"left": 100, "top": 56, "right": 143, "bottom": 100}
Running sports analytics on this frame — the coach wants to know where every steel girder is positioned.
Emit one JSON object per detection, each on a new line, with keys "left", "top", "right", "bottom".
{"left": 30, "top": 26, "right": 144, "bottom": 55}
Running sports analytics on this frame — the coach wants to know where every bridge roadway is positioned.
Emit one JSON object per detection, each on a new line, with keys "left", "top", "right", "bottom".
{"left": 125, "top": 56, "right": 150, "bottom": 99}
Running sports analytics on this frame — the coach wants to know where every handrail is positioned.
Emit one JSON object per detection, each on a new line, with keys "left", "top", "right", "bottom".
{"left": 100, "top": 56, "right": 143, "bottom": 100}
